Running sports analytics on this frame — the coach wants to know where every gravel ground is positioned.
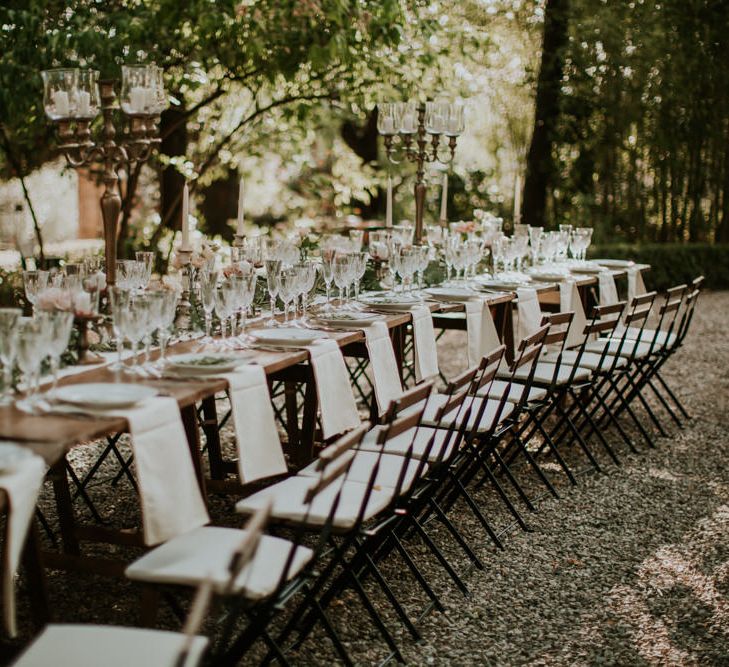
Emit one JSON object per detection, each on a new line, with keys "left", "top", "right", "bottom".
{"left": 6, "top": 290, "right": 729, "bottom": 666}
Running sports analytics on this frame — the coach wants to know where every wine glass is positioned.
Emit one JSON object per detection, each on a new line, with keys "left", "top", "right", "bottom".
{"left": 214, "top": 284, "right": 233, "bottom": 345}
{"left": 155, "top": 289, "right": 179, "bottom": 366}
{"left": 199, "top": 269, "right": 218, "bottom": 342}
{"left": 109, "top": 287, "right": 132, "bottom": 371}
{"left": 352, "top": 252, "right": 368, "bottom": 303}
{"left": 528, "top": 226, "right": 543, "bottom": 266}
{"left": 332, "top": 254, "right": 351, "bottom": 306}
{"left": 0, "top": 309, "right": 21, "bottom": 405}
{"left": 264, "top": 259, "right": 282, "bottom": 326}
{"left": 37, "top": 310, "right": 74, "bottom": 395}
{"left": 234, "top": 271, "right": 257, "bottom": 344}
{"left": 348, "top": 229, "right": 364, "bottom": 252}
{"left": 135, "top": 251, "right": 155, "bottom": 288}
{"left": 140, "top": 291, "right": 165, "bottom": 370}
{"left": 123, "top": 295, "right": 152, "bottom": 374}
{"left": 15, "top": 318, "right": 48, "bottom": 407}
{"left": 23, "top": 270, "right": 49, "bottom": 312}
{"left": 278, "top": 268, "right": 299, "bottom": 324}
{"left": 320, "top": 251, "right": 335, "bottom": 313}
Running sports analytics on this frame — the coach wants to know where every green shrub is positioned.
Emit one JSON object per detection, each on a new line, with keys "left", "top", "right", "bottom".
{"left": 588, "top": 243, "right": 729, "bottom": 291}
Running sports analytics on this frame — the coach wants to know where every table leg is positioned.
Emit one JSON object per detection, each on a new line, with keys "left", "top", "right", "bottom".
{"left": 200, "top": 396, "right": 224, "bottom": 480}
{"left": 22, "top": 521, "right": 50, "bottom": 628}
{"left": 493, "top": 302, "right": 515, "bottom": 365}
{"left": 49, "top": 458, "right": 80, "bottom": 556}
{"left": 299, "top": 368, "right": 319, "bottom": 464}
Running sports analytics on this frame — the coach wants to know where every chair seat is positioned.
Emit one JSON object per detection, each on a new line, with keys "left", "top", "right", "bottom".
{"left": 475, "top": 379, "right": 548, "bottom": 404}
{"left": 357, "top": 425, "right": 455, "bottom": 464}
{"left": 236, "top": 475, "right": 394, "bottom": 530}
{"left": 298, "top": 450, "right": 426, "bottom": 494}
{"left": 126, "top": 526, "right": 312, "bottom": 601}
{"left": 421, "top": 394, "right": 515, "bottom": 433}
{"left": 625, "top": 327, "right": 676, "bottom": 348}
{"left": 584, "top": 337, "right": 653, "bottom": 359}
{"left": 12, "top": 624, "right": 207, "bottom": 667}
{"left": 499, "top": 361, "right": 592, "bottom": 386}
{"left": 543, "top": 349, "right": 628, "bottom": 372}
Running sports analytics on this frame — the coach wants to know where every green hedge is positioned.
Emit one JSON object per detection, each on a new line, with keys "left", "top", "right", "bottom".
{"left": 588, "top": 243, "right": 729, "bottom": 291}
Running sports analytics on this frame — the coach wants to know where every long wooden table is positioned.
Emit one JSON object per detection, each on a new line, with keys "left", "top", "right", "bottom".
{"left": 0, "top": 266, "right": 647, "bottom": 626}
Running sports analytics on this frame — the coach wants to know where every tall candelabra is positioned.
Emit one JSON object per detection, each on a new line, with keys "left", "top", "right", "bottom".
{"left": 378, "top": 100, "right": 464, "bottom": 243}
{"left": 41, "top": 65, "right": 166, "bottom": 287}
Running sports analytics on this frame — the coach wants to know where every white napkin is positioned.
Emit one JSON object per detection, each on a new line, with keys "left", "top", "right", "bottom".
{"left": 0, "top": 455, "right": 45, "bottom": 637}
{"left": 465, "top": 298, "right": 501, "bottom": 367}
{"left": 627, "top": 266, "right": 646, "bottom": 302}
{"left": 307, "top": 340, "right": 361, "bottom": 439}
{"left": 118, "top": 397, "right": 210, "bottom": 546}
{"left": 410, "top": 306, "right": 439, "bottom": 382}
{"left": 362, "top": 321, "right": 403, "bottom": 416}
{"left": 515, "top": 288, "right": 542, "bottom": 343}
{"left": 560, "top": 280, "right": 588, "bottom": 348}
{"left": 598, "top": 271, "right": 619, "bottom": 306}
{"left": 222, "top": 364, "right": 288, "bottom": 483}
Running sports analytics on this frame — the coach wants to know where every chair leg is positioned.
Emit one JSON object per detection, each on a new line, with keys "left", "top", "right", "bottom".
{"left": 391, "top": 531, "right": 446, "bottom": 613}
{"left": 139, "top": 585, "right": 160, "bottom": 628}
{"left": 428, "top": 496, "right": 484, "bottom": 569}
{"left": 511, "top": 431, "right": 560, "bottom": 500}
{"left": 491, "top": 447, "right": 537, "bottom": 511}
{"left": 568, "top": 388, "right": 622, "bottom": 466}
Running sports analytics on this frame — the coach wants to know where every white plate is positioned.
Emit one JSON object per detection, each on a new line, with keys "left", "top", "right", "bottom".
{"left": 592, "top": 258, "right": 635, "bottom": 268}
{"left": 250, "top": 327, "right": 328, "bottom": 347}
{"left": 423, "top": 287, "right": 479, "bottom": 302}
{"left": 359, "top": 294, "right": 421, "bottom": 311}
{"left": 315, "top": 312, "right": 384, "bottom": 327}
{"left": 475, "top": 280, "right": 530, "bottom": 291}
{"left": 570, "top": 263, "right": 606, "bottom": 274}
{"left": 530, "top": 272, "right": 569, "bottom": 282}
{"left": 54, "top": 383, "right": 158, "bottom": 410}
{"left": 0, "top": 442, "right": 35, "bottom": 473}
{"left": 167, "top": 352, "right": 250, "bottom": 375}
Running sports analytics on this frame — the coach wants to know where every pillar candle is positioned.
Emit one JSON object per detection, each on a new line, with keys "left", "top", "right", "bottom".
{"left": 181, "top": 182, "right": 191, "bottom": 250}
{"left": 236, "top": 177, "right": 245, "bottom": 235}
{"left": 53, "top": 90, "right": 70, "bottom": 117}
{"left": 385, "top": 176, "right": 393, "bottom": 228}
{"left": 439, "top": 172, "right": 448, "bottom": 222}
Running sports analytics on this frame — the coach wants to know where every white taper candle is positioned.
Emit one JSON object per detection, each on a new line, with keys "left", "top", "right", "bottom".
{"left": 181, "top": 182, "right": 191, "bottom": 250}
{"left": 385, "top": 176, "right": 393, "bottom": 228}
{"left": 439, "top": 172, "right": 448, "bottom": 222}
{"left": 236, "top": 177, "right": 245, "bottom": 235}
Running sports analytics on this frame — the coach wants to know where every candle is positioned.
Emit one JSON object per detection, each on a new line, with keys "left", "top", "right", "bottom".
{"left": 181, "top": 182, "right": 191, "bottom": 250}
{"left": 381, "top": 117, "right": 395, "bottom": 135}
{"left": 76, "top": 90, "right": 90, "bottom": 117}
{"left": 236, "top": 177, "right": 245, "bottom": 235}
{"left": 439, "top": 172, "right": 448, "bottom": 222}
{"left": 514, "top": 173, "right": 522, "bottom": 223}
{"left": 386, "top": 175, "right": 393, "bottom": 228}
{"left": 402, "top": 113, "right": 416, "bottom": 133}
{"left": 130, "top": 86, "right": 147, "bottom": 113}
{"left": 53, "top": 90, "right": 70, "bottom": 117}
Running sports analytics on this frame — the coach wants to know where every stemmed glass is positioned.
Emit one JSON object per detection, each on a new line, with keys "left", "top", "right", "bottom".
{"left": 412, "top": 245, "right": 430, "bottom": 290}
{"left": 234, "top": 271, "right": 257, "bottom": 344}
{"left": 15, "top": 318, "right": 48, "bottom": 407}
{"left": 155, "top": 290, "right": 179, "bottom": 366}
{"left": 571, "top": 227, "right": 593, "bottom": 262}
{"left": 23, "top": 270, "right": 49, "bottom": 312}
{"left": 264, "top": 259, "right": 282, "bottom": 326}
{"left": 109, "top": 287, "right": 132, "bottom": 371}
{"left": 214, "top": 283, "right": 235, "bottom": 345}
{"left": 199, "top": 269, "right": 217, "bottom": 342}
{"left": 528, "top": 226, "right": 543, "bottom": 266}
{"left": 351, "top": 252, "right": 368, "bottom": 303}
{"left": 332, "top": 254, "right": 351, "bottom": 306}
{"left": 278, "top": 268, "right": 299, "bottom": 324}
{"left": 294, "top": 262, "right": 317, "bottom": 325}
{"left": 135, "top": 251, "right": 155, "bottom": 287}
{"left": 0, "top": 309, "right": 21, "bottom": 405}
{"left": 320, "top": 251, "right": 335, "bottom": 313}
{"left": 37, "top": 310, "right": 75, "bottom": 395}
{"left": 140, "top": 291, "right": 165, "bottom": 369}
{"left": 123, "top": 295, "right": 152, "bottom": 374}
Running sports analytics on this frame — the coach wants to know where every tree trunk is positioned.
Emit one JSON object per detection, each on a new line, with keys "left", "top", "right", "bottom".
{"left": 159, "top": 103, "right": 188, "bottom": 245}
{"left": 522, "top": 0, "right": 570, "bottom": 228}
{"left": 341, "top": 109, "right": 384, "bottom": 219}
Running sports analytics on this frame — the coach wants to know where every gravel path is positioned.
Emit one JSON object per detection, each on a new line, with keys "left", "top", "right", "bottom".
{"left": 8, "top": 290, "right": 729, "bottom": 666}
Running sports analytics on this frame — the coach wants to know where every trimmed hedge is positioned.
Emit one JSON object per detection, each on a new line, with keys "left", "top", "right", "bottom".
{"left": 588, "top": 243, "right": 729, "bottom": 291}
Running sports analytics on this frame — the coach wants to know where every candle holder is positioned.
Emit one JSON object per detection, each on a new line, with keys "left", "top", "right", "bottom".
{"left": 232, "top": 234, "right": 246, "bottom": 249}
{"left": 378, "top": 100, "right": 464, "bottom": 243}
{"left": 173, "top": 249, "right": 194, "bottom": 331}
{"left": 41, "top": 65, "right": 166, "bottom": 287}
{"left": 74, "top": 314, "right": 104, "bottom": 365}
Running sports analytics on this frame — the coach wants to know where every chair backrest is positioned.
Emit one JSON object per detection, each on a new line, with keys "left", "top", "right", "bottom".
{"left": 506, "top": 324, "right": 550, "bottom": 411}
{"left": 673, "top": 275, "right": 704, "bottom": 347}
{"left": 567, "top": 301, "right": 627, "bottom": 377}
{"left": 612, "top": 291, "right": 657, "bottom": 363}
{"left": 643, "top": 284, "right": 688, "bottom": 355}
{"left": 175, "top": 502, "right": 273, "bottom": 667}
{"left": 538, "top": 311, "right": 575, "bottom": 389}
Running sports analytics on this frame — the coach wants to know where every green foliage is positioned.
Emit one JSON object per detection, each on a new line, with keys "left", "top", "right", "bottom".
{"left": 588, "top": 243, "right": 729, "bottom": 291}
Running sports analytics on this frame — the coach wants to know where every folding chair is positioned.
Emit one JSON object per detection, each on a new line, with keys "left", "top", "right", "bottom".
{"left": 13, "top": 503, "right": 273, "bottom": 667}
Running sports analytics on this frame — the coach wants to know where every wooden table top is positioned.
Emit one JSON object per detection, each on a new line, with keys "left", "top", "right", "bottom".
{"left": 0, "top": 265, "right": 648, "bottom": 460}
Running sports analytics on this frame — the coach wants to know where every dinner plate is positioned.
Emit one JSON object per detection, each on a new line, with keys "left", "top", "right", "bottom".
{"left": 423, "top": 287, "right": 479, "bottom": 302}
{"left": 474, "top": 280, "right": 531, "bottom": 291}
{"left": 529, "top": 271, "right": 569, "bottom": 282}
{"left": 0, "top": 442, "right": 35, "bottom": 473}
{"left": 250, "top": 327, "right": 328, "bottom": 347}
{"left": 54, "top": 383, "right": 158, "bottom": 410}
{"left": 570, "top": 263, "right": 606, "bottom": 274}
{"left": 314, "top": 312, "right": 384, "bottom": 327}
{"left": 166, "top": 352, "right": 250, "bottom": 375}
{"left": 359, "top": 294, "right": 422, "bottom": 311}
{"left": 592, "top": 258, "right": 635, "bottom": 268}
